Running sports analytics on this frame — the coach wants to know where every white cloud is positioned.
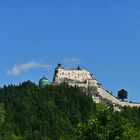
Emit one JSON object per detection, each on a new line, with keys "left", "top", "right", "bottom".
{"left": 7, "top": 60, "right": 51, "bottom": 76}
{"left": 61, "top": 58, "right": 80, "bottom": 69}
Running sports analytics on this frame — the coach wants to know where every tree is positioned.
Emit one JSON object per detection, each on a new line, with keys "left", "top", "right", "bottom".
{"left": 0, "top": 103, "right": 5, "bottom": 128}
{"left": 75, "top": 107, "right": 137, "bottom": 140}
{"left": 118, "top": 89, "right": 128, "bottom": 101}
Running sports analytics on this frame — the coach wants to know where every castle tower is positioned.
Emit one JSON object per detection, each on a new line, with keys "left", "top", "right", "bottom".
{"left": 39, "top": 77, "right": 50, "bottom": 87}
{"left": 53, "top": 63, "right": 64, "bottom": 83}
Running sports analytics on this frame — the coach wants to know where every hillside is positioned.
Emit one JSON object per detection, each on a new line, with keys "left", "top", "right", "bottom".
{"left": 0, "top": 81, "right": 139, "bottom": 140}
{"left": 0, "top": 81, "right": 97, "bottom": 140}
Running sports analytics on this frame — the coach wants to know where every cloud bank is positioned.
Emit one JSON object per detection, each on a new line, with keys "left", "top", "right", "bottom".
{"left": 7, "top": 60, "right": 51, "bottom": 76}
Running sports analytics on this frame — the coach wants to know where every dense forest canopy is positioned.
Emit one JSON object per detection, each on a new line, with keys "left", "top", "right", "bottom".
{"left": 0, "top": 81, "right": 139, "bottom": 140}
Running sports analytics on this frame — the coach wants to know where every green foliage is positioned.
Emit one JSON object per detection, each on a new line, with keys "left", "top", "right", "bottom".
{"left": 0, "top": 82, "right": 139, "bottom": 140}
{"left": 75, "top": 107, "right": 138, "bottom": 140}
{"left": 0, "top": 103, "right": 5, "bottom": 127}
{"left": 121, "top": 106, "right": 140, "bottom": 128}
{"left": 118, "top": 89, "right": 128, "bottom": 101}
{"left": 0, "top": 134, "right": 23, "bottom": 140}
{"left": 0, "top": 81, "right": 97, "bottom": 140}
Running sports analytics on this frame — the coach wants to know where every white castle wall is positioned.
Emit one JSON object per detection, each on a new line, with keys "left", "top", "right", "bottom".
{"left": 97, "top": 88, "right": 140, "bottom": 107}
{"left": 97, "top": 88, "right": 120, "bottom": 105}
{"left": 53, "top": 64, "right": 93, "bottom": 84}
{"left": 120, "top": 101, "right": 140, "bottom": 107}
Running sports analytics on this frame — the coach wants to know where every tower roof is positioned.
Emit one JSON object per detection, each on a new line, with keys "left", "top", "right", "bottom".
{"left": 76, "top": 65, "right": 81, "bottom": 70}
{"left": 39, "top": 76, "right": 50, "bottom": 87}
{"left": 40, "top": 77, "right": 48, "bottom": 81}
{"left": 57, "top": 63, "right": 63, "bottom": 69}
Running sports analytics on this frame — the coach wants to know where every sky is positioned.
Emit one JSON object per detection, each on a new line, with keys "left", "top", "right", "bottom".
{"left": 0, "top": 0, "right": 140, "bottom": 102}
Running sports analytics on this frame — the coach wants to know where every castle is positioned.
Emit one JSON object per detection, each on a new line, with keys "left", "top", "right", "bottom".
{"left": 53, "top": 64, "right": 99, "bottom": 87}
{"left": 40, "top": 64, "right": 140, "bottom": 109}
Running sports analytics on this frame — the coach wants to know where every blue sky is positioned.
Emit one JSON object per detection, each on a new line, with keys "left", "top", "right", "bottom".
{"left": 0, "top": 0, "right": 140, "bottom": 102}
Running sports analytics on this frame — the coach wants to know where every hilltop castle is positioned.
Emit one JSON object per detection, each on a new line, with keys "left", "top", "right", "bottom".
{"left": 41, "top": 63, "right": 140, "bottom": 109}
{"left": 53, "top": 64, "right": 99, "bottom": 87}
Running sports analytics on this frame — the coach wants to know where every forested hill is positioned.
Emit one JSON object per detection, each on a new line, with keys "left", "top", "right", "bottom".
{"left": 0, "top": 81, "right": 97, "bottom": 140}
{"left": 0, "top": 81, "right": 140, "bottom": 140}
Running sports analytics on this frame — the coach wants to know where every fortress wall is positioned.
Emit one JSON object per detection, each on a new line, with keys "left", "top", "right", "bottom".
{"left": 120, "top": 101, "right": 140, "bottom": 107}
{"left": 97, "top": 88, "right": 120, "bottom": 104}
{"left": 97, "top": 88, "right": 140, "bottom": 107}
